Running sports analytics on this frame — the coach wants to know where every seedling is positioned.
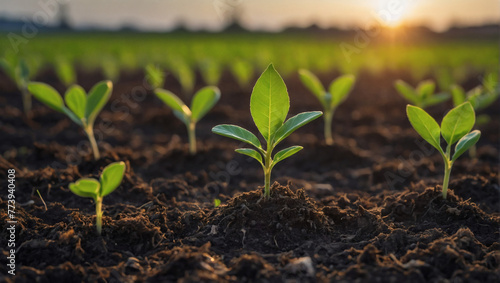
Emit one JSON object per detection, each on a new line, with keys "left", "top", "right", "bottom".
{"left": 213, "top": 64, "right": 322, "bottom": 199}
{"left": 299, "top": 69, "right": 355, "bottom": 145}
{"left": 395, "top": 79, "right": 449, "bottom": 108}
{"left": 199, "top": 59, "right": 222, "bottom": 86}
{"left": 406, "top": 102, "right": 480, "bottom": 199}
{"left": 451, "top": 73, "right": 499, "bottom": 126}
{"left": 0, "top": 57, "right": 31, "bottom": 115}
{"left": 69, "top": 162, "right": 126, "bottom": 235}
{"left": 145, "top": 64, "right": 165, "bottom": 89}
{"left": 28, "top": 80, "right": 113, "bottom": 160}
{"left": 214, "top": 198, "right": 221, "bottom": 208}
{"left": 55, "top": 57, "right": 77, "bottom": 87}
{"left": 154, "top": 86, "right": 221, "bottom": 155}
{"left": 230, "top": 59, "right": 254, "bottom": 88}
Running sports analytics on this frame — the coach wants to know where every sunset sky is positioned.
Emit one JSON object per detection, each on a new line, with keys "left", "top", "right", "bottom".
{"left": 0, "top": 0, "right": 499, "bottom": 31}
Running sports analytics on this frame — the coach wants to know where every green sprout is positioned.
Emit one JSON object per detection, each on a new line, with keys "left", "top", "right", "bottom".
{"left": 298, "top": 69, "right": 355, "bottom": 145}
{"left": 69, "top": 161, "right": 126, "bottom": 235}
{"left": 154, "top": 86, "right": 221, "bottom": 155}
{"left": 406, "top": 102, "right": 480, "bottom": 199}
{"left": 451, "top": 73, "right": 499, "bottom": 126}
{"left": 395, "top": 79, "right": 450, "bottom": 108}
{"left": 0, "top": 57, "right": 31, "bottom": 115}
{"left": 229, "top": 59, "right": 254, "bottom": 89}
{"left": 213, "top": 64, "right": 322, "bottom": 199}
{"left": 145, "top": 64, "right": 165, "bottom": 89}
{"left": 28, "top": 80, "right": 113, "bottom": 160}
{"left": 55, "top": 57, "right": 77, "bottom": 87}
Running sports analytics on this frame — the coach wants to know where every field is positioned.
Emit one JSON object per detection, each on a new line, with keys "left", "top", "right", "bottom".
{"left": 0, "top": 32, "right": 499, "bottom": 282}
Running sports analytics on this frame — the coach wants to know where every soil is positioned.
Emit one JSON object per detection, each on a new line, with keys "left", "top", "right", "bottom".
{"left": 0, "top": 68, "right": 499, "bottom": 282}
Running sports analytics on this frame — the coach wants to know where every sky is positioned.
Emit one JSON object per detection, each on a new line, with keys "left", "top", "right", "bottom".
{"left": 0, "top": 0, "right": 499, "bottom": 32}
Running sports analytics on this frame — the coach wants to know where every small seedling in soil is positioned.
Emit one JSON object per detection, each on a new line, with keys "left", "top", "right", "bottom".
{"left": 451, "top": 73, "right": 499, "bottom": 126}
{"left": 0, "top": 57, "right": 32, "bottom": 115}
{"left": 145, "top": 64, "right": 165, "bottom": 89}
{"left": 213, "top": 64, "right": 322, "bottom": 199}
{"left": 69, "top": 161, "right": 126, "bottom": 235}
{"left": 55, "top": 57, "right": 77, "bottom": 87}
{"left": 299, "top": 69, "right": 355, "bottom": 145}
{"left": 214, "top": 198, "right": 221, "bottom": 208}
{"left": 395, "top": 79, "right": 449, "bottom": 108}
{"left": 155, "top": 86, "right": 221, "bottom": 155}
{"left": 406, "top": 102, "right": 480, "bottom": 199}
{"left": 28, "top": 80, "right": 113, "bottom": 160}
{"left": 230, "top": 59, "right": 254, "bottom": 88}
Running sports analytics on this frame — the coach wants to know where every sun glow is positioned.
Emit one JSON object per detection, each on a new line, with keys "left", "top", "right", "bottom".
{"left": 372, "top": 0, "right": 417, "bottom": 27}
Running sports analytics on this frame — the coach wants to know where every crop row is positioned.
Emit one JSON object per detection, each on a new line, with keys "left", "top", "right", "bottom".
{"left": 4, "top": 62, "right": 498, "bottom": 234}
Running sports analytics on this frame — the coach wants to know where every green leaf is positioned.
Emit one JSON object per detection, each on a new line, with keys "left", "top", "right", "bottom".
{"left": 100, "top": 161, "right": 126, "bottom": 197}
{"left": 191, "top": 86, "right": 220, "bottom": 122}
{"left": 69, "top": 178, "right": 100, "bottom": 199}
{"left": 298, "top": 69, "right": 327, "bottom": 107}
{"left": 441, "top": 102, "right": 475, "bottom": 145}
{"left": 65, "top": 85, "right": 87, "bottom": 119}
{"left": 28, "top": 82, "right": 65, "bottom": 113}
{"left": 272, "top": 146, "right": 303, "bottom": 168}
{"left": 250, "top": 64, "right": 289, "bottom": 142}
{"left": 235, "top": 148, "right": 263, "bottom": 165}
{"left": 329, "top": 74, "right": 355, "bottom": 108}
{"left": 212, "top": 124, "right": 262, "bottom": 149}
{"left": 145, "top": 64, "right": 165, "bottom": 89}
{"left": 62, "top": 107, "right": 84, "bottom": 126}
{"left": 451, "top": 85, "right": 466, "bottom": 106}
{"left": 406, "top": 105, "right": 443, "bottom": 154}
{"left": 421, "top": 93, "right": 449, "bottom": 108}
{"left": 273, "top": 111, "right": 322, "bottom": 146}
{"left": 452, "top": 130, "right": 481, "bottom": 162}
{"left": 155, "top": 89, "right": 191, "bottom": 117}
{"left": 417, "top": 80, "right": 435, "bottom": 99}
{"left": 85, "top": 80, "right": 112, "bottom": 126}
{"left": 395, "top": 80, "right": 419, "bottom": 104}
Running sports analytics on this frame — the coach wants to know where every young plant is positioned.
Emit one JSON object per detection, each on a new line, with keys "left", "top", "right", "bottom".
{"left": 229, "top": 59, "right": 254, "bottom": 88}
{"left": 154, "top": 86, "right": 221, "bottom": 155}
{"left": 0, "top": 57, "right": 31, "bottom": 115}
{"left": 55, "top": 57, "right": 77, "bottom": 87}
{"left": 69, "top": 162, "right": 126, "bottom": 235}
{"left": 406, "top": 102, "right": 480, "bottom": 199}
{"left": 395, "top": 79, "right": 449, "bottom": 108}
{"left": 298, "top": 69, "right": 355, "bottom": 145}
{"left": 28, "top": 80, "right": 113, "bottom": 160}
{"left": 145, "top": 64, "right": 165, "bottom": 89}
{"left": 213, "top": 64, "right": 322, "bottom": 199}
{"left": 451, "top": 73, "right": 499, "bottom": 125}
{"left": 199, "top": 59, "right": 222, "bottom": 86}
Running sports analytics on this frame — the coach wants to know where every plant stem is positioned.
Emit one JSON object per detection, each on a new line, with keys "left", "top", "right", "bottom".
{"left": 442, "top": 161, "right": 452, "bottom": 199}
{"left": 324, "top": 110, "right": 333, "bottom": 145}
{"left": 85, "top": 126, "right": 100, "bottom": 160}
{"left": 21, "top": 90, "right": 32, "bottom": 116}
{"left": 188, "top": 121, "right": 196, "bottom": 155}
{"left": 441, "top": 145, "right": 452, "bottom": 199}
{"left": 96, "top": 197, "right": 103, "bottom": 235}
{"left": 263, "top": 147, "right": 273, "bottom": 199}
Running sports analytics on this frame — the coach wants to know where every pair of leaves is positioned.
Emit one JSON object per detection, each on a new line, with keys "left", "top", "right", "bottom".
{"left": 212, "top": 64, "right": 322, "bottom": 168}
{"left": 451, "top": 79, "right": 499, "bottom": 111}
{"left": 395, "top": 80, "right": 449, "bottom": 108}
{"left": 28, "top": 80, "right": 113, "bottom": 127}
{"left": 0, "top": 57, "right": 29, "bottom": 88}
{"left": 69, "top": 162, "right": 126, "bottom": 201}
{"left": 298, "top": 69, "right": 355, "bottom": 110}
{"left": 407, "top": 102, "right": 480, "bottom": 162}
{"left": 155, "top": 86, "right": 221, "bottom": 125}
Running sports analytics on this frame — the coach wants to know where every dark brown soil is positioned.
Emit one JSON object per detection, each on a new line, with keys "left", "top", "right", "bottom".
{"left": 0, "top": 67, "right": 499, "bottom": 282}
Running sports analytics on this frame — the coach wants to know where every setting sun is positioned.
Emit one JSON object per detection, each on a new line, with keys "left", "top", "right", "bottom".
{"left": 372, "top": 0, "right": 418, "bottom": 27}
